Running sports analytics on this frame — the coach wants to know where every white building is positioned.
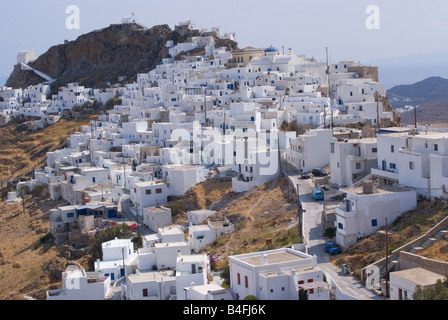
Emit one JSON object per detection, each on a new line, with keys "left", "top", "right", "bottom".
{"left": 142, "top": 206, "right": 172, "bottom": 232}
{"left": 188, "top": 219, "right": 234, "bottom": 253}
{"left": 94, "top": 238, "right": 138, "bottom": 282}
{"left": 372, "top": 130, "right": 448, "bottom": 199}
{"left": 46, "top": 267, "right": 113, "bottom": 300}
{"left": 335, "top": 181, "right": 417, "bottom": 250}
{"left": 130, "top": 180, "right": 168, "bottom": 215}
{"left": 228, "top": 247, "right": 329, "bottom": 300}
{"left": 330, "top": 137, "right": 378, "bottom": 187}
{"left": 186, "top": 283, "right": 233, "bottom": 300}
{"left": 389, "top": 267, "right": 445, "bottom": 300}
{"left": 125, "top": 270, "right": 176, "bottom": 300}
{"left": 286, "top": 128, "right": 333, "bottom": 171}
{"left": 187, "top": 209, "right": 216, "bottom": 225}
{"left": 176, "top": 254, "right": 210, "bottom": 300}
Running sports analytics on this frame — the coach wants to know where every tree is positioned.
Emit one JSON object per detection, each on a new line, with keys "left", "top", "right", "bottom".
{"left": 413, "top": 278, "right": 448, "bottom": 300}
{"left": 88, "top": 223, "right": 132, "bottom": 263}
{"left": 243, "top": 295, "right": 259, "bottom": 300}
{"left": 298, "top": 287, "right": 308, "bottom": 300}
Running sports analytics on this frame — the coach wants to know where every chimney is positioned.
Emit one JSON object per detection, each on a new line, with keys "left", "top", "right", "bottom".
{"left": 261, "top": 253, "right": 268, "bottom": 265}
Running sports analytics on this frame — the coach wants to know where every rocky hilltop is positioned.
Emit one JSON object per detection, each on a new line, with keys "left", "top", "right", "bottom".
{"left": 5, "top": 23, "right": 237, "bottom": 92}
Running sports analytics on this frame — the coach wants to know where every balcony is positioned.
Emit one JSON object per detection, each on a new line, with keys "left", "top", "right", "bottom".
{"left": 370, "top": 168, "right": 398, "bottom": 181}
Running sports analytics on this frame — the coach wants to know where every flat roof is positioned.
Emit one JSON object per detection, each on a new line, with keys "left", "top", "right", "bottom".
{"left": 238, "top": 250, "right": 305, "bottom": 266}
{"left": 154, "top": 241, "right": 188, "bottom": 248}
{"left": 127, "top": 270, "right": 175, "bottom": 283}
{"left": 391, "top": 267, "right": 444, "bottom": 286}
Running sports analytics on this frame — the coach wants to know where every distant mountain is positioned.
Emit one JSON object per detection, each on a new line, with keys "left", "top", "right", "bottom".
{"left": 387, "top": 76, "right": 448, "bottom": 110}
{"left": 5, "top": 23, "right": 238, "bottom": 92}
{"left": 399, "top": 99, "right": 448, "bottom": 125}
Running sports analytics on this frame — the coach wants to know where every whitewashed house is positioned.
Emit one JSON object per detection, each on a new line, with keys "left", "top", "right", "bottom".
{"left": 228, "top": 247, "right": 328, "bottom": 300}
{"left": 142, "top": 206, "right": 172, "bottom": 232}
{"left": 335, "top": 181, "right": 416, "bottom": 250}
{"left": 286, "top": 128, "right": 333, "bottom": 172}
{"left": 130, "top": 180, "right": 168, "bottom": 216}
{"left": 389, "top": 267, "right": 445, "bottom": 300}
{"left": 125, "top": 270, "right": 176, "bottom": 300}
{"left": 46, "top": 267, "right": 113, "bottom": 300}
{"left": 186, "top": 283, "right": 233, "bottom": 300}
{"left": 94, "top": 238, "right": 138, "bottom": 282}
{"left": 187, "top": 209, "right": 216, "bottom": 225}
{"left": 330, "top": 137, "right": 378, "bottom": 187}
{"left": 188, "top": 219, "right": 234, "bottom": 253}
{"left": 176, "top": 254, "right": 210, "bottom": 300}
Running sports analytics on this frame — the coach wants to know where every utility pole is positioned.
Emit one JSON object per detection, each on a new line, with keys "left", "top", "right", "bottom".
{"left": 376, "top": 95, "right": 380, "bottom": 133}
{"left": 204, "top": 87, "right": 207, "bottom": 127}
{"left": 385, "top": 217, "right": 389, "bottom": 298}
{"left": 414, "top": 105, "right": 417, "bottom": 129}
{"left": 122, "top": 247, "right": 127, "bottom": 300}
{"left": 297, "top": 183, "right": 303, "bottom": 239}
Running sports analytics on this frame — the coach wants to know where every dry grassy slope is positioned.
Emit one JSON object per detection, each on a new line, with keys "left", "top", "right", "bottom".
{"left": 0, "top": 115, "right": 96, "bottom": 184}
{"left": 0, "top": 115, "right": 96, "bottom": 300}
{"left": 0, "top": 188, "right": 86, "bottom": 300}
{"left": 175, "top": 177, "right": 300, "bottom": 270}
{"left": 331, "top": 198, "right": 448, "bottom": 278}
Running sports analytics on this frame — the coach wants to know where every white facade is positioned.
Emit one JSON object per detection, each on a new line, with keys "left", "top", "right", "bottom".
{"left": 142, "top": 206, "right": 172, "bottom": 232}
{"left": 389, "top": 267, "right": 445, "bottom": 300}
{"left": 46, "top": 267, "right": 112, "bottom": 300}
{"left": 286, "top": 128, "right": 333, "bottom": 171}
{"left": 330, "top": 137, "right": 378, "bottom": 187}
{"left": 335, "top": 183, "right": 417, "bottom": 249}
{"left": 176, "top": 254, "right": 210, "bottom": 300}
{"left": 228, "top": 247, "right": 328, "bottom": 300}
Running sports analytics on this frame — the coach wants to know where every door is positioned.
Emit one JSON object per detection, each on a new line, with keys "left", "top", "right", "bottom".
{"left": 398, "top": 288, "right": 402, "bottom": 300}
{"left": 382, "top": 160, "right": 386, "bottom": 171}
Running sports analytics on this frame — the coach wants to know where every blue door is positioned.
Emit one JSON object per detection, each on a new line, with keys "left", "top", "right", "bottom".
{"left": 382, "top": 160, "right": 386, "bottom": 171}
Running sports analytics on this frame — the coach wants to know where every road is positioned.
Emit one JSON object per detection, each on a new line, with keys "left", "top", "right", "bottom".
{"left": 288, "top": 173, "right": 383, "bottom": 300}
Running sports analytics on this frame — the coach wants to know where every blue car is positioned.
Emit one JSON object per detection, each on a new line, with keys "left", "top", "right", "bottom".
{"left": 312, "top": 187, "right": 324, "bottom": 200}
{"left": 324, "top": 241, "right": 341, "bottom": 255}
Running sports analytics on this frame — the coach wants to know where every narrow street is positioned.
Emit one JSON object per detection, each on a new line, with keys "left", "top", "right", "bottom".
{"left": 288, "top": 173, "right": 383, "bottom": 300}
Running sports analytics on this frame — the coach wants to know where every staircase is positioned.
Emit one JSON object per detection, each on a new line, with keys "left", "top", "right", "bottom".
{"left": 379, "top": 228, "right": 448, "bottom": 279}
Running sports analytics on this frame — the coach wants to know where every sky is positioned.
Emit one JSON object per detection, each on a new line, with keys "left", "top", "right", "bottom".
{"left": 1, "top": 0, "right": 448, "bottom": 88}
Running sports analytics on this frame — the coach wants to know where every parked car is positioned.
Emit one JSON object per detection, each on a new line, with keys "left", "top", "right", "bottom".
{"left": 301, "top": 171, "right": 311, "bottom": 179}
{"left": 311, "top": 168, "right": 328, "bottom": 177}
{"left": 312, "top": 186, "right": 324, "bottom": 200}
{"left": 324, "top": 241, "right": 341, "bottom": 255}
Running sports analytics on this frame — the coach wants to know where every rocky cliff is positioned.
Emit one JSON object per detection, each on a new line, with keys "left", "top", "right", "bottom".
{"left": 6, "top": 23, "right": 237, "bottom": 92}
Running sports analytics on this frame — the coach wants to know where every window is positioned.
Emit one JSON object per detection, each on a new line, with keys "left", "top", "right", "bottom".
{"left": 433, "top": 144, "right": 439, "bottom": 151}
{"left": 338, "top": 222, "right": 343, "bottom": 230}
{"left": 372, "top": 219, "right": 378, "bottom": 227}
{"left": 356, "top": 163, "right": 361, "bottom": 170}
{"left": 372, "top": 148, "right": 377, "bottom": 153}
{"left": 270, "top": 289, "right": 274, "bottom": 293}
{"left": 282, "top": 287, "right": 285, "bottom": 291}
{"left": 390, "top": 163, "right": 396, "bottom": 170}
{"left": 142, "top": 288, "right": 148, "bottom": 297}
{"left": 156, "top": 188, "right": 163, "bottom": 194}
{"left": 245, "top": 276, "right": 248, "bottom": 288}
{"left": 146, "top": 189, "right": 151, "bottom": 195}
{"left": 307, "top": 279, "right": 313, "bottom": 283}
{"left": 298, "top": 280, "right": 304, "bottom": 285}
{"left": 330, "top": 143, "right": 335, "bottom": 154}
{"left": 409, "top": 161, "right": 415, "bottom": 170}
{"left": 391, "top": 145, "right": 395, "bottom": 153}
{"left": 237, "top": 273, "right": 241, "bottom": 285}
{"left": 308, "top": 288, "right": 314, "bottom": 294}
{"left": 92, "top": 177, "right": 96, "bottom": 183}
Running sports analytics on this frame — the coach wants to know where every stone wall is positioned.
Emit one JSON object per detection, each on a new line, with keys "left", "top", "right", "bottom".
{"left": 399, "top": 251, "right": 448, "bottom": 277}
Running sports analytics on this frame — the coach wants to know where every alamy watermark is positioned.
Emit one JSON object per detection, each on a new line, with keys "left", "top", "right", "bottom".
{"left": 64, "top": 265, "right": 81, "bottom": 290}
{"left": 365, "top": 5, "right": 380, "bottom": 30}
{"left": 66, "top": 5, "right": 80, "bottom": 30}
{"left": 168, "top": 121, "right": 280, "bottom": 176}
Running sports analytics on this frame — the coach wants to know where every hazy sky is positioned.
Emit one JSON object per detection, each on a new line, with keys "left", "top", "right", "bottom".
{"left": 1, "top": 0, "right": 448, "bottom": 86}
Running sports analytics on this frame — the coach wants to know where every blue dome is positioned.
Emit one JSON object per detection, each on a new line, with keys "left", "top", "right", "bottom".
{"left": 264, "top": 45, "right": 279, "bottom": 53}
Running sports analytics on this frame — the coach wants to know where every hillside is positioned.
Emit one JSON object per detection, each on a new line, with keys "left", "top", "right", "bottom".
{"left": 0, "top": 114, "right": 95, "bottom": 187}
{"left": 387, "top": 76, "right": 448, "bottom": 110}
{"left": 5, "top": 23, "right": 237, "bottom": 92}
{"left": 174, "top": 176, "right": 300, "bottom": 270}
